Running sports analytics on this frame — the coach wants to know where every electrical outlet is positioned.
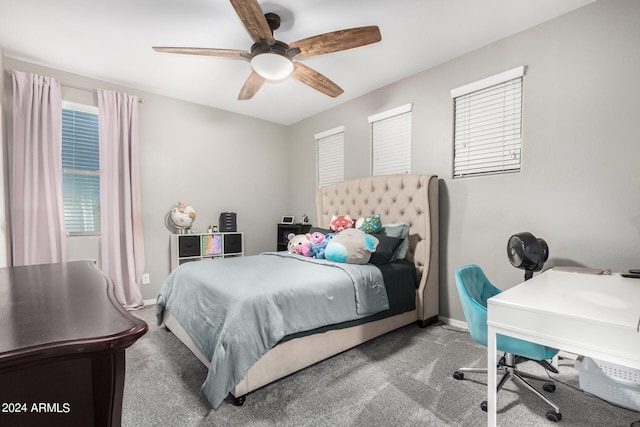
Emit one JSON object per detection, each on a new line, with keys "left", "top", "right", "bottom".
{"left": 142, "top": 273, "right": 150, "bottom": 285}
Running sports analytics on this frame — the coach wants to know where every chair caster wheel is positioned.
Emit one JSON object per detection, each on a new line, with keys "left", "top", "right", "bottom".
{"left": 480, "top": 401, "right": 487, "bottom": 412}
{"left": 546, "top": 410, "right": 561, "bottom": 422}
{"left": 543, "top": 382, "right": 556, "bottom": 393}
{"left": 453, "top": 371, "right": 464, "bottom": 380}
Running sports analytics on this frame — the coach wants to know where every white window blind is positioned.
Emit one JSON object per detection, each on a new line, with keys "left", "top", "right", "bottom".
{"left": 62, "top": 102, "right": 100, "bottom": 235}
{"left": 451, "top": 66, "right": 525, "bottom": 178}
{"left": 368, "top": 103, "right": 412, "bottom": 175}
{"left": 316, "top": 126, "right": 344, "bottom": 188}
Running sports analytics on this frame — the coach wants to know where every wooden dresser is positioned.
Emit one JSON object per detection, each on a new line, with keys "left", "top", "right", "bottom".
{"left": 0, "top": 260, "right": 148, "bottom": 427}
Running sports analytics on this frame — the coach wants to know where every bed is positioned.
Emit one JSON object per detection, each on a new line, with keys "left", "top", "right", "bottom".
{"left": 157, "top": 174, "right": 439, "bottom": 407}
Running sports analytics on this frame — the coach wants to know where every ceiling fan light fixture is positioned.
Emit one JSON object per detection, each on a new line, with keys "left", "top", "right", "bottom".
{"left": 250, "top": 52, "right": 294, "bottom": 81}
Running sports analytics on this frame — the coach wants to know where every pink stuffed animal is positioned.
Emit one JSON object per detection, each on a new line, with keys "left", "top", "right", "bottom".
{"left": 307, "top": 232, "right": 325, "bottom": 244}
{"left": 295, "top": 244, "right": 312, "bottom": 257}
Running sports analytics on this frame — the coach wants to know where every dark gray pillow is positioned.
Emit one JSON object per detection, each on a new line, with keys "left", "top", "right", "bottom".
{"left": 377, "top": 223, "right": 410, "bottom": 261}
{"left": 368, "top": 235, "right": 404, "bottom": 265}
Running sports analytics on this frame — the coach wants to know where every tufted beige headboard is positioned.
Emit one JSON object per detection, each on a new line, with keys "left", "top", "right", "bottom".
{"left": 316, "top": 174, "right": 439, "bottom": 322}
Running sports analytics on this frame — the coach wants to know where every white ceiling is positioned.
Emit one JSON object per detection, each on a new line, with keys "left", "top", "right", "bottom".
{"left": 0, "top": 0, "right": 595, "bottom": 125}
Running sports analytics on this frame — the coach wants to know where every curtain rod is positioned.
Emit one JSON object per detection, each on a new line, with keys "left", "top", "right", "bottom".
{"left": 61, "top": 82, "right": 145, "bottom": 104}
{"left": 8, "top": 70, "right": 144, "bottom": 103}
{"left": 60, "top": 82, "right": 98, "bottom": 93}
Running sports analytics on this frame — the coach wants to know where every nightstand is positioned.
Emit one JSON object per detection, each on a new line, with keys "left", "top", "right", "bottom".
{"left": 277, "top": 223, "right": 311, "bottom": 251}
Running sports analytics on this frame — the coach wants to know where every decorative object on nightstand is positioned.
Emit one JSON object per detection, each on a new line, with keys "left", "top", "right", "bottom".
{"left": 277, "top": 222, "right": 311, "bottom": 251}
{"left": 281, "top": 215, "right": 294, "bottom": 224}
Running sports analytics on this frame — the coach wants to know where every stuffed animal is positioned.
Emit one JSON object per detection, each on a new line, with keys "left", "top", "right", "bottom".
{"left": 307, "top": 231, "right": 335, "bottom": 259}
{"left": 308, "top": 231, "right": 325, "bottom": 245}
{"left": 330, "top": 215, "right": 355, "bottom": 232}
{"left": 356, "top": 214, "right": 382, "bottom": 234}
{"left": 287, "top": 233, "right": 312, "bottom": 257}
{"left": 324, "top": 228, "right": 379, "bottom": 264}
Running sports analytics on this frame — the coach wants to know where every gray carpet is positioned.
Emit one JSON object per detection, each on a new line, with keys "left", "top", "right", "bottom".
{"left": 123, "top": 306, "right": 640, "bottom": 426}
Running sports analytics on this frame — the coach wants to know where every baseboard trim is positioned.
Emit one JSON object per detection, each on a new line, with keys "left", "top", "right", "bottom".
{"left": 143, "top": 298, "right": 157, "bottom": 306}
{"left": 438, "top": 316, "right": 468, "bottom": 330}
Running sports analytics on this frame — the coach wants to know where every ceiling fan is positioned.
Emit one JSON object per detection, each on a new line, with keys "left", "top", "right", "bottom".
{"left": 152, "top": 0, "right": 381, "bottom": 100}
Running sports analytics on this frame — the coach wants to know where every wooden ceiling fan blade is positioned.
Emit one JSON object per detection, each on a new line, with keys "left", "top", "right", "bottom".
{"left": 238, "top": 71, "right": 265, "bottom": 100}
{"left": 291, "top": 62, "right": 343, "bottom": 98}
{"left": 289, "top": 26, "right": 381, "bottom": 59}
{"left": 153, "top": 47, "right": 250, "bottom": 60}
{"left": 229, "top": 0, "right": 275, "bottom": 45}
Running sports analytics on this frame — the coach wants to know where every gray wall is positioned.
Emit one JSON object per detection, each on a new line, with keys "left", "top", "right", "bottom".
{"left": 288, "top": 0, "right": 640, "bottom": 321}
{"left": 3, "top": 58, "right": 291, "bottom": 301}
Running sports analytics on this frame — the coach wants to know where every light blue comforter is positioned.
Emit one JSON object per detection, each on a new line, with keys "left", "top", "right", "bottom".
{"left": 156, "top": 252, "right": 388, "bottom": 408}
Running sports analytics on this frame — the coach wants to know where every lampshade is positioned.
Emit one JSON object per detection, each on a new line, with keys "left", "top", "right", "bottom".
{"left": 250, "top": 52, "right": 294, "bottom": 81}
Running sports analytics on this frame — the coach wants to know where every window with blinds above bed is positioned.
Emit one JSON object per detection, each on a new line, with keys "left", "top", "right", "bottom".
{"left": 451, "top": 66, "right": 525, "bottom": 179}
{"left": 315, "top": 126, "right": 344, "bottom": 188}
{"left": 368, "top": 103, "right": 412, "bottom": 176}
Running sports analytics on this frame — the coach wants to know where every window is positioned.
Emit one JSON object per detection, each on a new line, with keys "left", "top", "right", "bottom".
{"left": 316, "top": 126, "right": 344, "bottom": 188}
{"left": 368, "top": 103, "right": 412, "bottom": 175}
{"left": 451, "top": 66, "right": 525, "bottom": 178}
{"left": 61, "top": 101, "right": 100, "bottom": 235}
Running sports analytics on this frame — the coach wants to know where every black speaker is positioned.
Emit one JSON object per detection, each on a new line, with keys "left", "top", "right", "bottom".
{"left": 219, "top": 212, "right": 237, "bottom": 232}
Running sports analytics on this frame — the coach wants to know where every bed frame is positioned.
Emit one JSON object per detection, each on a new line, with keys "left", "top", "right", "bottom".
{"left": 162, "top": 174, "right": 439, "bottom": 405}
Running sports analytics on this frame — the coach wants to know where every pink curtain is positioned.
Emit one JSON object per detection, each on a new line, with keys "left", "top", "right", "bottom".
{"left": 11, "top": 71, "right": 66, "bottom": 266}
{"left": 98, "top": 90, "right": 144, "bottom": 309}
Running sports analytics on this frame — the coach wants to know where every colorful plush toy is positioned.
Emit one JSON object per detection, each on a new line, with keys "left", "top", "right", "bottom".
{"left": 307, "top": 231, "right": 335, "bottom": 259}
{"left": 287, "top": 233, "right": 312, "bottom": 257}
{"left": 330, "top": 215, "right": 355, "bottom": 232}
{"left": 324, "top": 228, "right": 379, "bottom": 264}
{"left": 308, "top": 231, "right": 325, "bottom": 245}
{"left": 356, "top": 214, "right": 382, "bottom": 234}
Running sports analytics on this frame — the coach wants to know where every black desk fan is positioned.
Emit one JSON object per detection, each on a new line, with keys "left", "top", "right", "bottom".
{"left": 506, "top": 231, "right": 558, "bottom": 376}
{"left": 507, "top": 232, "right": 549, "bottom": 281}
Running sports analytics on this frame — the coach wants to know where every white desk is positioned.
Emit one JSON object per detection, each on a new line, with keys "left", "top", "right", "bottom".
{"left": 486, "top": 269, "right": 640, "bottom": 426}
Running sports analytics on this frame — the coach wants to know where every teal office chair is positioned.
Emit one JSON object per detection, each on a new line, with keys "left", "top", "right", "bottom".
{"left": 452, "top": 264, "right": 562, "bottom": 422}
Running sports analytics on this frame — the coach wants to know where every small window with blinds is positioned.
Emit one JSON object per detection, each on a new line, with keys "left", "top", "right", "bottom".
{"left": 316, "top": 126, "right": 345, "bottom": 188}
{"left": 62, "top": 101, "right": 100, "bottom": 235}
{"left": 368, "top": 103, "right": 412, "bottom": 176}
{"left": 451, "top": 66, "right": 525, "bottom": 179}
